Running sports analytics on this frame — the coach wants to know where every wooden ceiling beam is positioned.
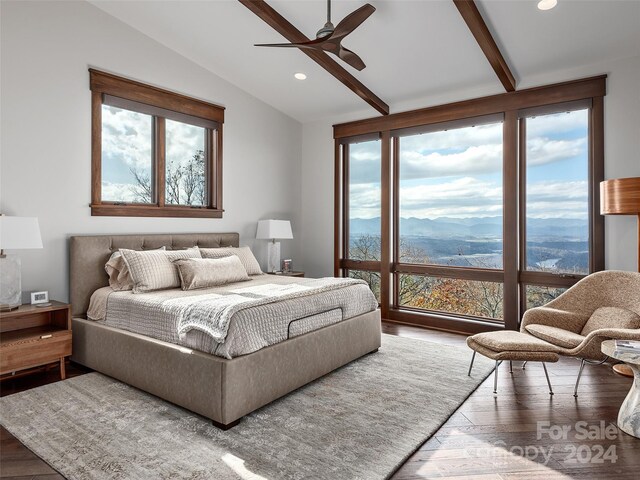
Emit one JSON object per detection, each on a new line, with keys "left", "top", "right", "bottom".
{"left": 239, "top": 0, "right": 389, "bottom": 116}
{"left": 453, "top": 0, "right": 516, "bottom": 92}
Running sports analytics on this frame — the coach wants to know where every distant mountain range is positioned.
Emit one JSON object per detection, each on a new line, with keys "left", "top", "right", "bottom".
{"left": 350, "top": 216, "right": 588, "bottom": 241}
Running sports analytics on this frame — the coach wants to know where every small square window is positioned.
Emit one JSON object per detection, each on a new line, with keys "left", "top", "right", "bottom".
{"left": 90, "top": 69, "right": 224, "bottom": 218}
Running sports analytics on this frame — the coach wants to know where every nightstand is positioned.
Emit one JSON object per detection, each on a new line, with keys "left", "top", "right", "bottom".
{"left": 0, "top": 301, "right": 72, "bottom": 380}
{"left": 267, "top": 271, "right": 305, "bottom": 278}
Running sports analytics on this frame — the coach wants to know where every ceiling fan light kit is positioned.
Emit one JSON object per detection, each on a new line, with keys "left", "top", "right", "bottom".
{"left": 254, "top": 0, "right": 375, "bottom": 71}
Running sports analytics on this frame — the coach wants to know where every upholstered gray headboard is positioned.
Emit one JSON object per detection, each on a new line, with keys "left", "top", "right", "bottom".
{"left": 69, "top": 233, "right": 239, "bottom": 317}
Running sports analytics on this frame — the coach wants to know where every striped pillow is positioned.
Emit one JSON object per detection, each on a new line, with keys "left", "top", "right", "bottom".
{"left": 199, "top": 246, "right": 263, "bottom": 275}
{"left": 120, "top": 248, "right": 202, "bottom": 293}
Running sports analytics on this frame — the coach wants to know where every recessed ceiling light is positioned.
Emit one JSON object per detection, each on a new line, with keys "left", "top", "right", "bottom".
{"left": 294, "top": 73, "right": 307, "bottom": 80}
{"left": 537, "top": 0, "right": 557, "bottom": 10}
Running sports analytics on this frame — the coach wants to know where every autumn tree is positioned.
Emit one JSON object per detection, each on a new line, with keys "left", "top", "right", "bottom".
{"left": 348, "top": 234, "right": 432, "bottom": 302}
{"left": 349, "top": 233, "right": 505, "bottom": 319}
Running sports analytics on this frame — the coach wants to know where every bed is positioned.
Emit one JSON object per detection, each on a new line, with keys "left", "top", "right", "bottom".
{"left": 69, "top": 233, "right": 381, "bottom": 429}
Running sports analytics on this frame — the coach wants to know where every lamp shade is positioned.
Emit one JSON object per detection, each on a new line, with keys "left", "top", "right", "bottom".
{"left": 600, "top": 177, "right": 640, "bottom": 215}
{"left": 0, "top": 216, "right": 43, "bottom": 250}
{"left": 256, "top": 220, "right": 293, "bottom": 240}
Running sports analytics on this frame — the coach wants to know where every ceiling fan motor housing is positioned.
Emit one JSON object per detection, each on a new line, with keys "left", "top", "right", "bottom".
{"left": 316, "top": 22, "right": 335, "bottom": 39}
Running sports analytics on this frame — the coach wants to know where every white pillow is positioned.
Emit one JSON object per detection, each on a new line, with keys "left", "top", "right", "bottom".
{"left": 199, "top": 246, "right": 263, "bottom": 275}
{"left": 173, "top": 256, "right": 250, "bottom": 290}
{"left": 120, "top": 247, "right": 201, "bottom": 293}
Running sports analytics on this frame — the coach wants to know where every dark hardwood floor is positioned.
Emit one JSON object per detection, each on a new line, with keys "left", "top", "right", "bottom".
{"left": 1, "top": 322, "right": 637, "bottom": 479}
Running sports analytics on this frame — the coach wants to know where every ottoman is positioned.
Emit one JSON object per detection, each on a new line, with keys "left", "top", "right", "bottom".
{"left": 467, "top": 330, "right": 560, "bottom": 394}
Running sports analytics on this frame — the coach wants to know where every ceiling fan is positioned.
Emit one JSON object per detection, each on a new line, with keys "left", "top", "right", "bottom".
{"left": 254, "top": 0, "right": 375, "bottom": 71}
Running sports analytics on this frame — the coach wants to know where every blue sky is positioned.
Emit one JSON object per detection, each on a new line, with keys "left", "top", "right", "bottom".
{"left": 349, "top": 109, "right": 589, "bottom": 220}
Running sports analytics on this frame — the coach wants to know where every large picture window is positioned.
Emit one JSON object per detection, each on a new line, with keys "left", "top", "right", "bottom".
{"left": 90, "top": 69, "right": 224, "bottom": 218}
{"left": 335, "top": 76, "right": 605, "bottom": 333}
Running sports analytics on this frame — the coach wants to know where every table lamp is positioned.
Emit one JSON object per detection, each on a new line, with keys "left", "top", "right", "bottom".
{"left": 600, "top": 177, "right": 640, "bottom": 377}
{"left": 256, "top": 220, "right": 293, "bottom": 273}
{"left": 0, "top": 216, "right": 43, "bottom": 310}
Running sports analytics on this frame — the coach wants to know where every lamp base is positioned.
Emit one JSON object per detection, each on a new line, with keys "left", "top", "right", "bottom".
{"left": 0, "top": 304, "right": 20, "bottom": 312}
{"left": 0, "top": 255, "right": 22, "bottom": 307}
{"left": 267, "top": 241, "right": 281, "bottom": 273}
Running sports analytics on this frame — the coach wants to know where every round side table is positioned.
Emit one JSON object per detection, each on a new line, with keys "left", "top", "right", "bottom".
{"left": 601, "top": 340, "right": 640, "bottom": 438}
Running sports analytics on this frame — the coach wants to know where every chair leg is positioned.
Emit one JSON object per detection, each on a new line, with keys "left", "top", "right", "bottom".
{"left": 542, "top": 362, "right": 554, "bottom": 396}
{"left": 493, "top": 360, "right": 500, "bottom": 394}
{"left": 522, "top": 361, "right": 528, "bottom": 370}
{"left": 509, "top": 360, "right": 513, "bottom": 374}
{"left": 468, "top": 351, "right": 476, "bottom": 377}
{"left": 574, "top": 359, "right": 586, "bottom": 398}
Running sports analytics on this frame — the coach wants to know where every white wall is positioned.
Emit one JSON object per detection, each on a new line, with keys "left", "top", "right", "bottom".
{"left": 0, "top": 1, "right": 302, "bottom": 303}
{"left": 300, "top": 55, "right": 640, "bottom": 277}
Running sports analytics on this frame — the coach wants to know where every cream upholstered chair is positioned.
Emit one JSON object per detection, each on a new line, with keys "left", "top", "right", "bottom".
{"left": 520, "top": 270, "right": 640, "bottom": 396}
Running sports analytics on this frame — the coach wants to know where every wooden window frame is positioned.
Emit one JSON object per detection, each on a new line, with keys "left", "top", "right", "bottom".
{"left": 334, "top": 75, "right": 606, "bottom": 334}
{"left": 90, "top": 69, "right": 225, "bottom": 218}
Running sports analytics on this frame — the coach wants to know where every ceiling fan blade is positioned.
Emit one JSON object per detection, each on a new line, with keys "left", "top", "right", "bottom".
{"left": 255, "top": 42, "right": 309, "bottom": 48}
{"left": 332, "top": 3, "right": 375, "bottom": 39}
{"left": 338, "top": 46, "right": 366, "bottom": 71}
{"left": 255, "top": 35, "right": 329, "bottom": 49}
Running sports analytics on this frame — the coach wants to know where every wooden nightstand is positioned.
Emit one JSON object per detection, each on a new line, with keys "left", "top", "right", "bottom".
{"left": 267, "top": 271, "right": 305, "bottom": 277}
{"left": 0, "top": 301, "right": 72, "bottom": 380}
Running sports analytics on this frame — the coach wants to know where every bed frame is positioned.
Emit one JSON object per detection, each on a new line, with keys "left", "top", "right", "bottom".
{"left": 69, "top": 233, "right": 381, "bottom": 429}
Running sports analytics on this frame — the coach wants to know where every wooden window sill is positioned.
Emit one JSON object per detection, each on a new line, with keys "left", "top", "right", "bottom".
{"left": 90, "top": 204, "right": 223, "bottom": 218}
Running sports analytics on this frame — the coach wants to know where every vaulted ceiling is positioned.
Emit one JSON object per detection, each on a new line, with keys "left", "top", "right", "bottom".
{"left": 90, "top": 0, "right": 640, "bottom": 123}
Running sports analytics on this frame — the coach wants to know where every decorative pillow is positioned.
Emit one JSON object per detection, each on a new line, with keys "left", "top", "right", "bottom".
{"left": 199, "top": 246, "right": 263, "bottom": 275}
{"left": 581, "top": 306, "right": 640, "bottom": 336}
{"left": 173, "top": 257, "right": 250, "bottom": 290}
{"left": 120, "top": 248, "right": 201, "bottom": 293}
{"left": 524, "top": 324, "right": 585, "bottom": 349}
{"left": 105, "top": 247, "right": 166, "bottom": 291}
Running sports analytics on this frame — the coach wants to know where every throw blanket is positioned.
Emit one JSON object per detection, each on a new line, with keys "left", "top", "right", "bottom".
{"left": 164, "top": 277, "right": 366, "bottom": 343}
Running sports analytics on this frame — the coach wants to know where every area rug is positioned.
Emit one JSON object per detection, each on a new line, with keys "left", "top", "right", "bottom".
{"left": 0, "top": 334, "right": 493, "bottom": 480}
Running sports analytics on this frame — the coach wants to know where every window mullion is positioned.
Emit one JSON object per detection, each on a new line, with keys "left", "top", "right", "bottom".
{"left": 342, "top": 143, "right": 350, "bottom": 266}
{"left": 380, "top": 131, "right": 391, "bottom": 318}
{"left": 503, "top": 111, "right": 519, "bottom": 331}
{"left": 518, "top": 117, "right": 527, "bottom": 319}
{"left": 590, "top": 97, "right": 605, "bottom": 272}
{"left": 206, "top": 129, "right": 212, "bottom": 208}
{"left": 156, "top": 117, "right": 166, "bottom": 207}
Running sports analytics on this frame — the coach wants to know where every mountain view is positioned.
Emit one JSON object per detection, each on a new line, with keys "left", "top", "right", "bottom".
{"left": 346, "top": 109, "right": 590, "bottom": 318}
{"left": 350, "top": 216, "right": 588, "bottom": 272}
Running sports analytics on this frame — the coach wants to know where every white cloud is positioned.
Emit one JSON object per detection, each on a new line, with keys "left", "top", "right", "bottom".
{"left": 101, "top": 181, "right": 137, "bottom": 202}
{"left": 399, "top": 122, "right": 503, "bottom": 151}
{"left": 526, "top": 109, "right": 588, "bottom": 137}
{"left": 349, "top": 183, "right": 381, "bottom": 219}
{"left": 349, "top": 178, "right": 589, "bottom": 220}
{"left": 399, "top": 177, "right": 503, "bottom": 218}
{"left": 400, "top": 144, "right": 503, "bottom": 179}
{"left": 166, "top": 119, "right": 205, "bottom": 167}
{"left": 348, "top": 111, "right": 588, "bottom": 184}
{"left": 527, "top": 137, "right": 586, "bottom": 167}
{"left": 527, "top": 181, "right": 588, "bottom": 218}
{"left": 102, "top": 105, "right": 152, "bottom": 173}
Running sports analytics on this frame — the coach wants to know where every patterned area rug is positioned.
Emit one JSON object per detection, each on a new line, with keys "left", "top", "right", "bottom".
{"left": 0, "top": 334, "right": 493, "bottom": 480}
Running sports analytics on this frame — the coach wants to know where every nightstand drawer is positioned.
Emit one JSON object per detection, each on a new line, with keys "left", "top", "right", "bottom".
{"left": 0, "top": 330, "right": 72, "bottom": 374}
